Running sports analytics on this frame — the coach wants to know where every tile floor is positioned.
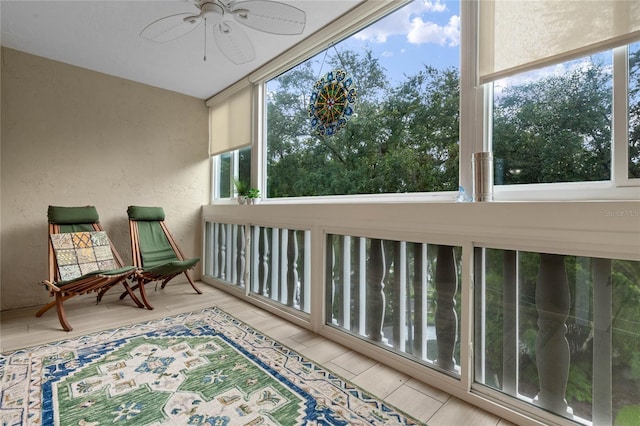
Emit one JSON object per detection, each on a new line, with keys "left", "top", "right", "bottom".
{"left": 1, "top": 282, "right": 515, "bottom": 426}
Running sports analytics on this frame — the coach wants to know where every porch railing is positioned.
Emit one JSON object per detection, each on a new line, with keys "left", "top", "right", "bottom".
{"left": 326, "top": 235, "right": 461, "bottom": 376}
{"left": 204, "top": 222, "right": 311, "bottom": 314}
{"left": 201, "top": 201, "right": 640, "bottom": 426}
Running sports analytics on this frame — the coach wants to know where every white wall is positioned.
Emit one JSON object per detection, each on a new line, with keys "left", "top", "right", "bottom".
{"left": 1, "top": 48, "right": 210, "bottom": 310}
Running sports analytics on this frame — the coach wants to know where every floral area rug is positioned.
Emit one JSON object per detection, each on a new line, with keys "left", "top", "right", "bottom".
{"left": 0, "top": 307, "right": 422, "bottom": 425}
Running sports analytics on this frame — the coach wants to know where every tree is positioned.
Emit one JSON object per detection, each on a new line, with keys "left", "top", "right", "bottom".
{"left": 493, "top": 61, "right": 611, "bottom": 184}
{"left": 265, "top": 43, "right": 640, "bottom": 422}
{"left": 265, "top": 48, "right": 460, "bottom": 197}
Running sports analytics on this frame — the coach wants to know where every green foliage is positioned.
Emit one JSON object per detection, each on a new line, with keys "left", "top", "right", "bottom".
{"left": 611, "top": 260, "right": 640, "bottom": 380}
{"left": 267, "top": 44, "right": 640, "bottom": 420}
{"left": 480, "top": 250, "right": 640, "bottom": 419}
{"left": 615, "top": 405, "right": 640, "bottom": 426}
{"left": 266, "top": 49, "right": 460, "bottom": 198}
{"left": 234, "top": 179, "right": 249, "bottom": 196}
{"left": 493, "top": 60, "right": 612, "bottom": 184}
{"left": 219, "top": 153, "right": 231, "bottom": 198}
{"left": 566, "top": 361, "right": 593, "bottom": 403}
{"left": 234, "top": 180, "right": 259, "bottom": 199}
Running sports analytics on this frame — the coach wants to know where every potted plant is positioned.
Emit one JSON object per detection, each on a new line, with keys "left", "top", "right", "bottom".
{"left": 234, "top": 180, "right": 249, "bottom": 204}
{"left": 247, "top": 187, "right": 260, "bottom": 204}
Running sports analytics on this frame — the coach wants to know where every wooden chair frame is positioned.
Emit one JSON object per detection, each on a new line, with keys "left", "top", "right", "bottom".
{"left": 37, "top": 221, "right": 145, "bottom": 331}
{"left": 121, "top": 215, "right": 201, "bottom": 310}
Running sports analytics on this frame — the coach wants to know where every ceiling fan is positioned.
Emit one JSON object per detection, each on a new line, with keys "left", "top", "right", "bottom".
{"left": 140, "top": 0, "right": 306, "bottom": 64}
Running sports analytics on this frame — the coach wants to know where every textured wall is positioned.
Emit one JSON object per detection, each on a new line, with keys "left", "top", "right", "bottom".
{"left": 1, "top": 48, "right": 210, "bottom": 310}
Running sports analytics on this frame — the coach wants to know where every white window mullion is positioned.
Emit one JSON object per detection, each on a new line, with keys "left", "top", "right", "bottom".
{"left": 592, "top": 258, "right": 613, "bottom": 425}
{"left": 460, "top": 0, "right": 483, "bottom": 195}
{"left": 613, "top": 45, "right": 632, "bottom": 186}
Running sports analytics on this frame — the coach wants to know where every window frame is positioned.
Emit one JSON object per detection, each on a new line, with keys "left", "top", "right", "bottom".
{"left": 211, "top": 147, "right": 253, "bottom": 202}
{"left": 486, "top": 43, "right": 640, "bottom": 201}
{"left": 209, "top": 0, "right": 639, "bottom": 204}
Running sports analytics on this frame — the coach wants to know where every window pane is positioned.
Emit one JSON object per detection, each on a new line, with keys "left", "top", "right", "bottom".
{"left": 492, "top": 52, "right": 612, "bottom": 185}
{"left": 629, "top": 42, "right": 640, "bottom": 179}
{"left": 218, "top": 152, "right": 231, "bottom": 198}
{"left": 327, "top": 235, "right": 462, "bottom": 378}
{"left": 213, "top": 147, "right": 252, "bottom": 200}
{"left": 250, "top": 226, "right": 311, "bottom": 314}
{"left": 265, "top": 0, "right": 460, "bottom": 198}
{"left": 475, "top": 248, "right": 640, "bottom": 425}
{"left": 611, "top": 258, "right": 640, "bottom": 424}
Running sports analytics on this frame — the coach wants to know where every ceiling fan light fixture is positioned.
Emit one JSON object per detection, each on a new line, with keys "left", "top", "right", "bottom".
{"left": 141, "top": 0, "right": 306, "bottom": 63}
{"left": 200, "top": 2, "right": 224, "bottom": 17}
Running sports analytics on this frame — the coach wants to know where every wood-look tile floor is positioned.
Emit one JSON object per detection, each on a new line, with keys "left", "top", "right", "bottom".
{"left": 0, "top": 282, "right": 515, "bottom": 426}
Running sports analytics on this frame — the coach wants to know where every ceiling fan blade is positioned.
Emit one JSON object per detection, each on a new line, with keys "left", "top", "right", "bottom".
{"left": 140, "top": 13, "right": 202, "bottom": 43}
{"left": 213, "top": 21, "right": 255, "bottom": 64}
{"left": 230, "top": 0, "right": 306, "bottom": 35}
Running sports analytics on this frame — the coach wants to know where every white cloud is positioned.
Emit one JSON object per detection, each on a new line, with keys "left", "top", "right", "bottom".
{"left": 407, "top": 15, "right": 459, "bottom": 46}
{"left": 352, "top": 0, "right": 459, "bottom": 47}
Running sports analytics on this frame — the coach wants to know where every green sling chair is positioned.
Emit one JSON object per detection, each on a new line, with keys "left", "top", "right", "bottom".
{"left": 120, "top": 206, "right": 201, "bottom": 310}
{"left": 38, "top": 206, "right": 145, "bottom": 331}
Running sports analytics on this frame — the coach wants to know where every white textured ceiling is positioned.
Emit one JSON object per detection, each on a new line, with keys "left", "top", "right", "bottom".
{"left": 1, "top": 0, "right": 362, "bottom": 99}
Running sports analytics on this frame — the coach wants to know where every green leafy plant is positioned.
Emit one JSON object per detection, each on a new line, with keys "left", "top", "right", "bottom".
{"left": 234, "top": 179, "right": 250, "bottom": 197}
{"left": 247, "top": 188, "right": 260, "bottom": 199}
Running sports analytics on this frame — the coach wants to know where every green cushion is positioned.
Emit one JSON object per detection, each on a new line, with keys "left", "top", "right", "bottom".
{"left": 130, "top": 207, "right": 200, "bottom": 275}
{"left": 143, "top": 258, "right": 200, "bottom": 277}
{"left": 137, "top": 221, "right": 178, "bottom": 268}
{"left": 127, "top": 206, "right": 165, "bottom": 221}
{"left": 58, "top": 266, "right": 136, "bottom": 287}
{"left": 48, "top": 206, "right": 99, "bottom": 224}
{"left": 59, "top": 224, "right": 95, "bottom": 233}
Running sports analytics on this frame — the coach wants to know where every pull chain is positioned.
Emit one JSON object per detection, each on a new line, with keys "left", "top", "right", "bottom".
{"left": 203, "top": 17, "right": 207, "bottom": 62}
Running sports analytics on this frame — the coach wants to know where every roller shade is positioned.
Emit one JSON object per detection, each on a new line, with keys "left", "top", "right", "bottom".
{"left": 479, "top": 0, "right": 640, "bottom": 84}
{"left": 208, "top": 81, "right": 252, "bottom": 156}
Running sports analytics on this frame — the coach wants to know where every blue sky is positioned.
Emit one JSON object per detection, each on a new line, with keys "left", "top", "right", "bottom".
{"left": 336, "top": 0, "right": 460, "bottom": 85}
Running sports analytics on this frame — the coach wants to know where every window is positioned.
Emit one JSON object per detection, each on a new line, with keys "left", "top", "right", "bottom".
{"left": 327, "top": 234, "right": 462, "bottom": 377}
{"left": 265, "top": 0, "right": 460, "bottom": 198}
{"left": 480, "top": 0, "right": 640, "bottom": 192}
{"left": 492, "top": 43, "right": 640, "bottom": 188}
{"left": 474, "top": 248, "right": 640, "bottom": 425}
{"left": 492, "top": 51, "right": 612, "bottom": 185}
{"left": 207, "top": 1, "right": 639, "bottom": 203}
{"left": 213, "top": 146, "right": 251, "bottom": 200}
